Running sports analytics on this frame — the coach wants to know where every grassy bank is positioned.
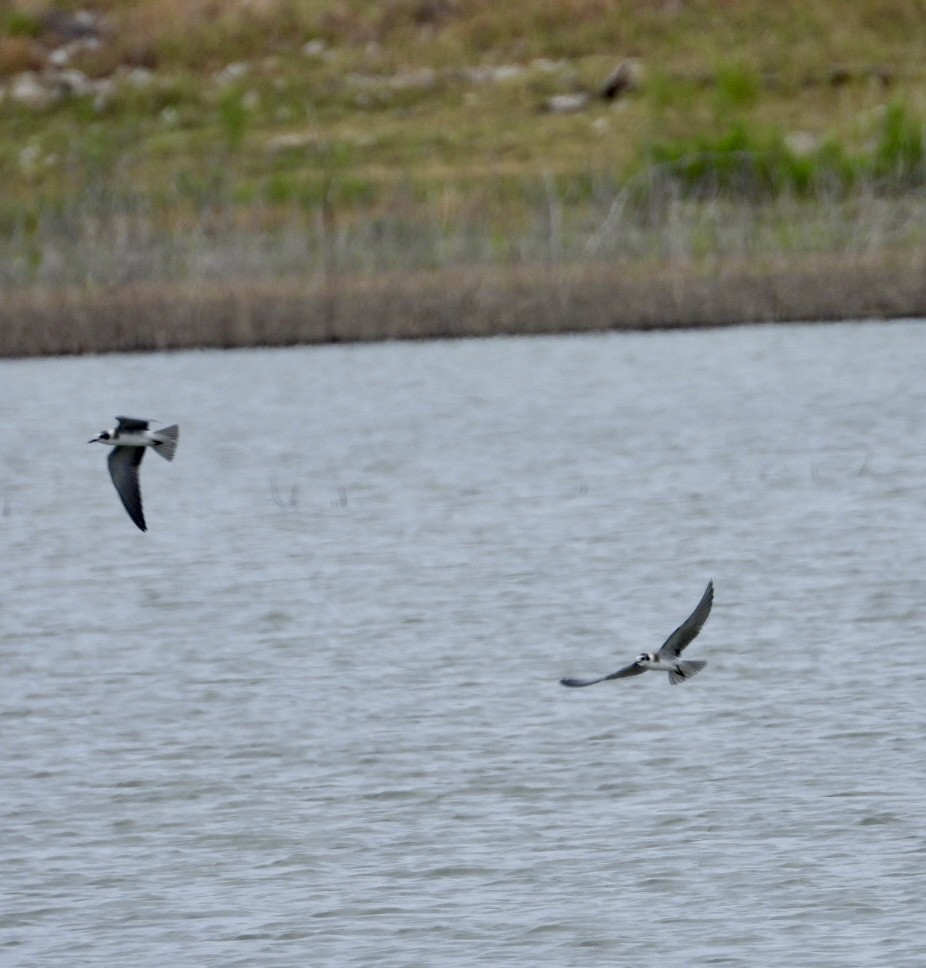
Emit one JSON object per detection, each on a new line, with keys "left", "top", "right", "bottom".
{"left": 4, "top": 247, "right": 925, "bottom": 358}
{"left": 2, "top": 1, "right": 926, "bottom": 355}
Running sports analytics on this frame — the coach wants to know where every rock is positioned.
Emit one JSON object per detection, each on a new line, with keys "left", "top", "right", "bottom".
{"left": 544, "top": 93, "right": 590, "bottom": 114}
{"left": 266, "top": 131, "right": 317, "bottom": 151}
{"left": 214, "top": 62, "right": 251, "bottom": 86}
{"left": 120, "top": 67, "right": 155, "bottom": 90}
{"left": 51, "top": 68, "right": 92, "bottom": 98}
{"left": 8, "top": 65, "right": 115, "bottom": 111}
{"left": 10, "top": 72, "right": 52, "bottom": 109}
{"left": 47, "top": 46, "right": 72, "bottom": 68}
{"left": 91, "top": 77, "right": 115, "bottom": 112}
{"left": 301, "top": 39, "right": 327, "bottom": 58}
{"left": 464, "top": 64, "right": 525, "bottom": 84}
{"left": 18, "top": 143, "right": 43, "bottom": 173}
{"left": 531, "top": 58, "right": 568, "bottom": 74}
{"left": 41, "top": 9, "right": 103, "bottom": 42}
{"left": 785, "top": 131, "right": 818, "bottom": 156}
{"left": 47, "top": 35, "right": 101, "bottom": 69}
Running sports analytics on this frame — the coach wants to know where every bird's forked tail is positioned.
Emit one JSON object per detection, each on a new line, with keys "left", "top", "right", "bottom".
{"left": 152, "top": 424, "right": 179, "bottom": 461}
{"left": 668, "top": 660, "right": 706, "bottom": 685}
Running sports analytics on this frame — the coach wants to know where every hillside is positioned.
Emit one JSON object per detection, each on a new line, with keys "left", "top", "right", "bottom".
{"left": 2, "top": 0, "right": 926, "bottom": 354}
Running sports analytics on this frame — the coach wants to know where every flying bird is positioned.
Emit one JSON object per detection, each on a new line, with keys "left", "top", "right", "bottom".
{"left": 561, "top": 580, "right": 713, "bottom": 687}
{"left": 88, "top": 416, "right": 179, "bottom": 531}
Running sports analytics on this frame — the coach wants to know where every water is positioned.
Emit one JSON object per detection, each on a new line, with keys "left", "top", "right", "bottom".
{"left": 3, "top": 320, "right": 926, "bottom": 966}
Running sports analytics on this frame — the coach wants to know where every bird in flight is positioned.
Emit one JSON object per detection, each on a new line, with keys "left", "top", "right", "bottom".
{"left": 561, "top": 580, "right": 713, "bottom": 687}
{"left": 88, "top": 416, "right": 179, "bottom": 531}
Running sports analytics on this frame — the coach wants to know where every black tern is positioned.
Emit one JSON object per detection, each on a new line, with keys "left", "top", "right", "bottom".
{"left": 561, "top": 580, "right": 713, "bottom": 687}
{"left": 88, "top": 416, "right": 179, "bottom": 531}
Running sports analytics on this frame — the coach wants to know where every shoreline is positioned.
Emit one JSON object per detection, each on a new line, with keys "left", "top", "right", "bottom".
{"left": 2, "top": 250, "right": 924, "bottom": 359}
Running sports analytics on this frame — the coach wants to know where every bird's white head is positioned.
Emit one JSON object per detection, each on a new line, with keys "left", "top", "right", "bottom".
{"left": 88, "top": 429, "right": 113, "bottom": 444}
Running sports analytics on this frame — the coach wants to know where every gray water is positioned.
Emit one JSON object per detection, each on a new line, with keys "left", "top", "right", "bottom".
{"left": 2, "top": 321, "right": 926, "bottom": 967}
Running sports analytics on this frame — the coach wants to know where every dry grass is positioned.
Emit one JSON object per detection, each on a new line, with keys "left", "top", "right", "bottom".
{"left": 2, "top": 245, "right": 924, "bottom": 358}
{"left": 2, "top": 161, "right": 926, "bottom": 357}
{"left": 0, "top": 36, "right": 42, "bottom": 74}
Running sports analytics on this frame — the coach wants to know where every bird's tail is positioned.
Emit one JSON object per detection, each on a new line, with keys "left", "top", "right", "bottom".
{"left": 152, "top": 425, "right": 179, "bottom": 461}
{"left": 669, "top": 660, "right": 706, "bottom": 685}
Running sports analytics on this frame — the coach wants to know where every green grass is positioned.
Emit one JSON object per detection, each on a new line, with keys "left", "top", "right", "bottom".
{"left": 2, "top": 0, "right": 924, "bottom": 204}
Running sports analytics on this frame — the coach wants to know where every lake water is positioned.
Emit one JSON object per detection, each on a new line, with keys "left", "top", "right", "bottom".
{"left": 2, "top": 320, "right": 926, "bottom": 967}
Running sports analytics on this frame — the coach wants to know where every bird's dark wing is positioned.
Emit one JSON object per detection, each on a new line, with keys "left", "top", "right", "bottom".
{"left": 108, "top": 446, "right": 147, "bottom": 531}
{"left": 560, "top": 660, "right": 647, "bottom": 687}
{"left": 115, "top": 416, "right": 151, "bottom": 431}
{"left": 657, "top": 580, "right": 714, "bottom": 660}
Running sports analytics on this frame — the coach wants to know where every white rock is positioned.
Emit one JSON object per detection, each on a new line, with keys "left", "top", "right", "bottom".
{"left": 19, "top": 143, "right": 42, "bottom": 172}
{"left": 52, "top": 69, "right": 92, "bottom": 97}
{"left": 48, "top": 46, "right": 72, "bottom": 68}
{"left": 545, "top": 93, "right": 590, "bottom": 114}
{"left": 214, "top": 62, "right": 250, "bottom": 86}
{"left": 785, "top": 131, "right": 818, "bottom": 156}
{"left": 92, "top": 78, "right": 114, "bottom": 112}
{"left": 122, "top": 67, "right": 155, "bottom": 89}
{"left": 302, "top": 39, "right": 326, "bottom": 57}
{"left": 11, "top": 73, "right": 51, "bottom": 109}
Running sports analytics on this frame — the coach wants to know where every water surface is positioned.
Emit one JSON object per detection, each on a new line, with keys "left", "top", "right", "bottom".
{"left": 3, "top": 321, "right": 926, "bottom": 966}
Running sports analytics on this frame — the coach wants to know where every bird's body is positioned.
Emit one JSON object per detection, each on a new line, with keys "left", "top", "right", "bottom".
{"left": 634, "top": 651, "right": 707, "bottom": 684}
{"left": 102, "top": 429, "right": 161, "bottom": 448}
{"left": 89, "top": 416, "right": 179, "bottom": 531}
{"left": 561, "top": 580, "right": 713, "bottom": 688}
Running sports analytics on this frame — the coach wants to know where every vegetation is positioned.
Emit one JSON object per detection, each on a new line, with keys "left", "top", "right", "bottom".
{"left": 2, "top": 0, "right": 926, "bottom": 354}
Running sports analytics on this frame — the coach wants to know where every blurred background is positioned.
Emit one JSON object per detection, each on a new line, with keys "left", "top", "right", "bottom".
{"left": 2, "top": 0, "right": 926, "bottom": 353}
